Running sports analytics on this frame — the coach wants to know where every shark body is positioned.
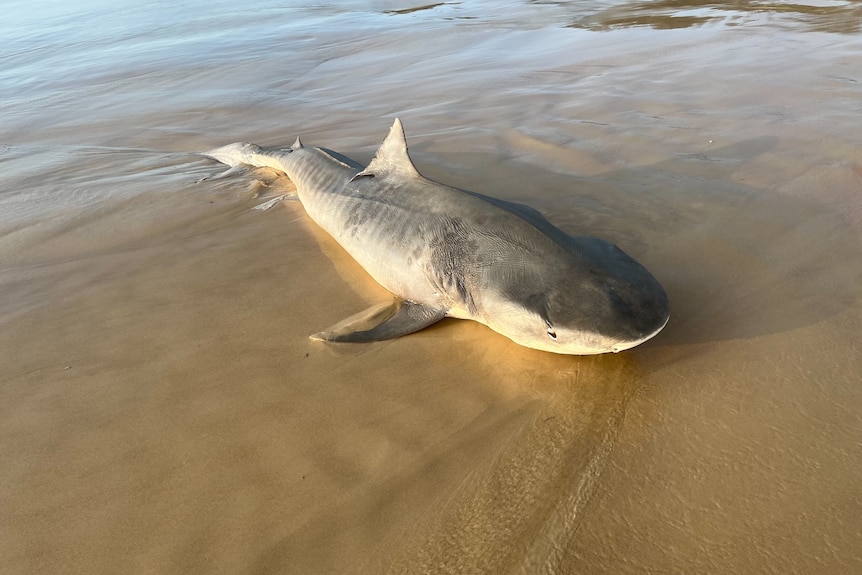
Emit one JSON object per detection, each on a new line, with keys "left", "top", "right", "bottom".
{"left": 204, "top": 119, "right": 668, "bottom": 354}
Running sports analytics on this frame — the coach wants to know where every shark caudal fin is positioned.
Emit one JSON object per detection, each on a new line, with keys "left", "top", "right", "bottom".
{"left": 202, "top": 142, "right": 265, "bottom": 168}
{"left": 200, "top": 141, "right": 298, "bottom": 184}
{"left": 200, "top": 142, "right": 298, "bottom": 212}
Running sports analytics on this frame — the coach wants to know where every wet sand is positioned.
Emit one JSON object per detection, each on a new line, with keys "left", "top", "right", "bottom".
{"left": 3, "top": 1, "right": 862, "bottom": 573}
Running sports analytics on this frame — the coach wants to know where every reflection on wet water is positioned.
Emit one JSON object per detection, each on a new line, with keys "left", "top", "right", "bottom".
{"left": 381, "top": 352, "right": 644, "bottom": 575}
{"left": 560, "top": 0, "right": 862, "bottom": 32}
{"left": 385, "top": 2, "right": 452, "bottom": 15}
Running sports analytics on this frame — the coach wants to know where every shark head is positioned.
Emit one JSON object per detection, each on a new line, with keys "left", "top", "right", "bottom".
{"left": 483, "top": 236, "right": 669, "bottom": 355}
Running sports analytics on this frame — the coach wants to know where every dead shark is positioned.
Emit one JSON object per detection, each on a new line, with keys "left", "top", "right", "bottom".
{"left": 203, "top": 119, "right": 668, "bottom": 354}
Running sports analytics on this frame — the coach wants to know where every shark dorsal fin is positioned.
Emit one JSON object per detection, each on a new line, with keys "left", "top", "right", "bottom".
{"left": 291, "top": 136, "right": 303, "bottom": 150}
{"left": 350, "top": 118, "right": 421, "bottom": 182}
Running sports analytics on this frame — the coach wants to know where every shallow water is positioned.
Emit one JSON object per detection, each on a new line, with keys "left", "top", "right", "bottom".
{"left": 2, "top": 1, "right": 861, "bottom": 573}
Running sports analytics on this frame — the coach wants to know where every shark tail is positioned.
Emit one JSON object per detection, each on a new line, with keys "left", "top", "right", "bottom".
{"left": 201, "top": 136, "right": 303, "bottom": 177}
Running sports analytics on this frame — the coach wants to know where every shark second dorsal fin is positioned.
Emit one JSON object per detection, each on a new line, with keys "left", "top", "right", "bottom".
{"left": 350, "top": 118, "right": 421, "bottom": 182}
{"left": 291, "top": 136, "right": 303, "bottom": 150}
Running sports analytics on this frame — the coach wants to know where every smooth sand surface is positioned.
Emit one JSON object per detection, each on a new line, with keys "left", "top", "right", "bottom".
{"left": 3, "top": 2, "right": 861, "bottom": 573}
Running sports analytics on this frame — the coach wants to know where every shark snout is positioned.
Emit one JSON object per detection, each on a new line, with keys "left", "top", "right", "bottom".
{"left": 609, "top": 312, "right": 670, "bottom": 352}
{"left": 606, "top": 278, "right": 670, "bottom": 350}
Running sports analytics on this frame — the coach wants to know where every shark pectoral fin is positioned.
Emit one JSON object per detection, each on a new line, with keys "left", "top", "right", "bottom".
{"left": 310, "top": 300, "right": 447, "bottom": 343}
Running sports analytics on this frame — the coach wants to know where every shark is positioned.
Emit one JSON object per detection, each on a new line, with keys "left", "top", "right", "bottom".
{"left": 203, "top": 119, "right": 668, "bottom": 354}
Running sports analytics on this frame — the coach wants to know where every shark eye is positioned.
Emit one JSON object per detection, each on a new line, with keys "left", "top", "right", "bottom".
{"left": 546, "top": 320, "right": 557, "bottom": 340}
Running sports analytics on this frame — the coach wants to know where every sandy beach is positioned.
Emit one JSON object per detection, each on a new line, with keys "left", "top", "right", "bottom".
{"left": 3, "top": 1, "right": 861, "bottom": 573}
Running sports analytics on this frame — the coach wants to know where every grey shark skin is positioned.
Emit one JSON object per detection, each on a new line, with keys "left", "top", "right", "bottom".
{"left": 204, "top": 119, "right": 669, "bottom": 354}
